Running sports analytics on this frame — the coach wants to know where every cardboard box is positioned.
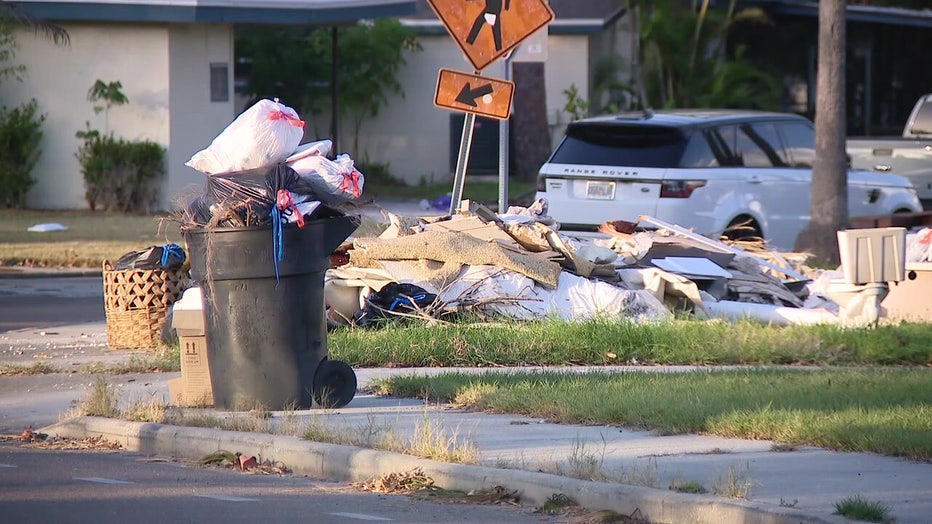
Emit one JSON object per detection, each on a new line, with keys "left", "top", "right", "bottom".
{"left": 883, "top": 263, "right": 932, "bottom": 322}
{"left": 169, "top": 335, "right": 214, "bottom": 407}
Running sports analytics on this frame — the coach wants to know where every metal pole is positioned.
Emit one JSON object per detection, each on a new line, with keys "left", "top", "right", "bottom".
{"left": 498, "top": 54, "right": 513, "bottom": 213}
{"left": 449, "top": 112, "right": 476, "bottom": 215}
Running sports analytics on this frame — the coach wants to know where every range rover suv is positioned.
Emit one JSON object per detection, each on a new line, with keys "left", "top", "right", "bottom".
{"left": 535, "top": 110, "right": 922, "bottom": 250}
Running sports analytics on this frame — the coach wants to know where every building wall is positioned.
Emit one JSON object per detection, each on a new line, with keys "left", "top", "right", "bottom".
{"left": 167, "top": 23, "right": 235, "bottom": 210}
{"left": 1, "top": 22, "right": 236, "bottom": 211}
{"left": 306, "top": 33, "right": 591, "bottom": 185}
{"left": 3, "top": 23, "right": 170, "bottom": 209}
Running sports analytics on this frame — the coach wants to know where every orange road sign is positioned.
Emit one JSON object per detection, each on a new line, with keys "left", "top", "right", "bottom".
{"left": 426, "top": 0, "right": 555, "bottom": 72}
{"left": 434, "top": 68, "right": 515, "bottom": 120}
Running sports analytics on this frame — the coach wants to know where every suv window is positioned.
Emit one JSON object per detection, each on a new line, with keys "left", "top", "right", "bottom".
{"left": 679, "top": 131, "right": 720, "bottom": 168}
{"left": 742, "top": 123, "right": 788, "bottom": 167}
{"left": 549, "top": 123, "right": 688, "bottom": 167}
{"left": 706, "top": 125, "right": 738, "bottom": 166}
{"left": 779, "top": 122, "right": 815, "bottom": 168}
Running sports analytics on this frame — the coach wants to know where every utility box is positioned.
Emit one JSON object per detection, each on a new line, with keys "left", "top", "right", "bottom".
{"left": 169, "top": 288, "right": 214, "bottom": 407}
{"left": 836, "top": 227, "right": 906, "bottom": 284}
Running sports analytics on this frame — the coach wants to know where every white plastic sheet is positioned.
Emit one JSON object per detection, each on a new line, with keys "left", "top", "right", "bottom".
{"left": 437, "top": 265, "right": 672, "bottom": 322}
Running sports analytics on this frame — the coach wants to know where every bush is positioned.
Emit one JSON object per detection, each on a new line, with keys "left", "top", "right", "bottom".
{"left": 0, "top": 99, "right": 45, "bottom": 208}
{"left": 76, "top": 126, "right": 166, "bottom": 213}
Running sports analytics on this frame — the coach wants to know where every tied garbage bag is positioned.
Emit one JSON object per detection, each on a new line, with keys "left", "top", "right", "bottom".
{"left": 354, "top": 282, "right": 437, "bottom": 326}
{"left": 186, "top": 98, "right": 305, "bottom": 175}
{"left": 114, "top": 243, "right": 186, "bottom": 271}
{"left": 287, "top": 151, "right": 365, "bottom": 204}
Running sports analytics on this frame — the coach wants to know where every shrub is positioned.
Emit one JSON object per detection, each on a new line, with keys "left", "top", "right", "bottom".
{"left": 76, "top": 126, "right": 166, "bottom": 213}
{"left": 0, "top": 99, "right": 45, "bottom": 208}
{"left": 75, "top": 79, "right": 166, "bottom": 213}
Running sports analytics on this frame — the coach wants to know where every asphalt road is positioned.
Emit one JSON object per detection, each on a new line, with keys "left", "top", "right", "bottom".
{"left": 0, "top": 276, "right": 104, "bottom": 333}
{"left": 0, "top": 441, "right": 557, "bottom": 524}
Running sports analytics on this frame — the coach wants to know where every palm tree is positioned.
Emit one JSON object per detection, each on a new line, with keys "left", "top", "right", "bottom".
{"left": 794, "top": 0, "right": 847, "bottom": 264}
{"left": 0, "top": 1, "right": 69, "bottom": 45}
{"left": 0, "top": 1, "right": 69, "bottom": 84}
{"left": 636, "top": 0, "right": 779, "bottom": 110}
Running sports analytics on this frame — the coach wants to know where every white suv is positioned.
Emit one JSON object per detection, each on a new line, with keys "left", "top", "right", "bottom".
{"left": 536, "top": 110, "right": 922, "bottom": 250}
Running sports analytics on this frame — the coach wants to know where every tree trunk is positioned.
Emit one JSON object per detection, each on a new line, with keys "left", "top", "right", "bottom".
{"left": 628, "top": 0, "right": 648, "bottom": 109}
{"left": 794, "top": 0, "right": 847, "bottom": 265}
{"left": 510, "top": 62, "right": 551, "bottom": 184}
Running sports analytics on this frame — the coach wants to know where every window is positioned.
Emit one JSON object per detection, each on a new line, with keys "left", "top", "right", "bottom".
{"left": 679, "top": 131, "right": 720, "bottom": 168}
{"left": 706, "top": 125, "right": 738, "bottom": 166}
{"left": 549, "top": 123, "right": 688, "bottom": 167}
{"left": 210, "top": 63, "right": 229, "bottom": 103}
{"left": 741, "top": 123, "right": 788, "bottom": 167}
{"left": 779, "top": 122, "right": 816, "bottom": 168}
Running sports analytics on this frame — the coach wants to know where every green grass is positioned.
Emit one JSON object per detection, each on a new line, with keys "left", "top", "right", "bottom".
{"left": 834, "top": 495, "right": 893, "bottom": 522}
{"left": 330, "top": 318, "right": 932, "bottom": 368}
{"left": 369, "top": 367, "right": 932, "bottom": 460}
{"left": 0, "top": 209, "right": 182, "bottom": 267}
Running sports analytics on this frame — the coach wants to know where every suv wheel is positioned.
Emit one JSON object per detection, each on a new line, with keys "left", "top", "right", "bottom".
{"left": 723, "top": 216, "right": 763, "bottom": 242}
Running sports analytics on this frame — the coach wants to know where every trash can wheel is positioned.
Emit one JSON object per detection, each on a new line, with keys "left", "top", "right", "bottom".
{"left": 312, "top": 359, "right": 357, "bottom": 408}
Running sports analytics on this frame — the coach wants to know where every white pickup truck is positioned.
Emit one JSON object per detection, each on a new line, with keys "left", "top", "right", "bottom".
{"left": 847, "top": 94, "right": 932, "bottom": 209}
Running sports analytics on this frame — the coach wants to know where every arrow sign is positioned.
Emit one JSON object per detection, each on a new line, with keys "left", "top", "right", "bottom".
{"left": 455, "top": 82, "right": 494, "bottom": 107}
{"left": 427, "top": 0, "right": 555, "bottom": 72}
{"left": 434, "top": 68, "right": 515, "bottom": 120}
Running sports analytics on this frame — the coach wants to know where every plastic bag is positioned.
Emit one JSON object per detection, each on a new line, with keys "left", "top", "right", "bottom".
{"left": 353, "top": 282, "right": 437, "bottom": 326}
{"left": 906, "top": 228, "right": 932, "bottom": 263}
{"left": 186, "top": 99, "right": 305, "bottom": 175}
{"left": 285, "top": 139, "right": 332, "bottom": 163}
{"left": 184, "top": 163, "right": 341, "bottom": 229}
{"left": 287, "top": 152, "right": 365, "bottom": 204}
{"left": 114, "top": 243, "right": 186, "bottom": 271}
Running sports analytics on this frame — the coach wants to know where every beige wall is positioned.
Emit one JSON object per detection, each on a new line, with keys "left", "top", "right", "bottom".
{"left": 167, "top": 24, "right": 235, "bottom": 210}
{"left": 1, "top": 22, "right": 235, "bottom": 210}
{"left": 4, "top": 23, "right": 170, "bottom": 209}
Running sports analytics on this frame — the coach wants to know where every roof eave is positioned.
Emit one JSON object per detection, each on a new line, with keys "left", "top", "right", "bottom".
{"left": 4, "top": 0, "right": 418, "bottom": 25}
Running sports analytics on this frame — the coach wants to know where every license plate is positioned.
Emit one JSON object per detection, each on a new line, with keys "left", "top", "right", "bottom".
{"left": 586, "top": 181, "right": 616, "bottom": 200}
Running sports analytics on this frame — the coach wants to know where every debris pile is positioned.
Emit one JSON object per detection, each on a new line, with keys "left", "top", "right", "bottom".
{"left": 325, "top": 200, "right": 842, "bottom": 328}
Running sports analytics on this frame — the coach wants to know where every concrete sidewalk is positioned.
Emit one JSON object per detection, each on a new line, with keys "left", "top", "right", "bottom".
{"left": 2, "top": 320, "right": 930, "bottom": 523}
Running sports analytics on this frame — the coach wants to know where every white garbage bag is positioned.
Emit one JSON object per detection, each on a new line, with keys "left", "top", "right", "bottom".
{"left": 186, "top": 98, "right": 305, "bottom": 175}
{"left": 287, "top": 152, "right": 365, "bottom": 203}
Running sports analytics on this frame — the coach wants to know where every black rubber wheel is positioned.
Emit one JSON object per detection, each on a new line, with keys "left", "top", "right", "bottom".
{"left": 312, "top": 359, "right": 357, "bottom": 409}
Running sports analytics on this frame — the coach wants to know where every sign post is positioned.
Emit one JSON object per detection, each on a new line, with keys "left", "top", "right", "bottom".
{"left": 434, "top": 68, "right": 515, "bottom": 120}
{"left": 426, "top": 0, "right": 555, "bottom": 215}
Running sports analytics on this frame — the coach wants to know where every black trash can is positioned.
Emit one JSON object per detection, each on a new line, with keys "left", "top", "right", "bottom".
{"left": 183, "top": 215, "right": 359, "bottom": 411}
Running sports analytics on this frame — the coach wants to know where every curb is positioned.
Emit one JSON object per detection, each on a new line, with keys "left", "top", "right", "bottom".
{"left": 43, "top": 417, "right": 846, "bottom": 524}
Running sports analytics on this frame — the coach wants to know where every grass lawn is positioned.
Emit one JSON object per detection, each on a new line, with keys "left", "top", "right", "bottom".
{"left": 0, "top": 209, "right": 182, "bottom": 267}
{"left": 370, "top": 367, "right": 932, "bottom": 460}
{"left": 330, "top": 318, "right": 932, "bottom": 367}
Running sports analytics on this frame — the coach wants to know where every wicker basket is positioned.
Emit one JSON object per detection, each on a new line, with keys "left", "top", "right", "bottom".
{"left": 103, "top": 260, "right": 189, "bottom": 349}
